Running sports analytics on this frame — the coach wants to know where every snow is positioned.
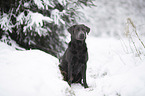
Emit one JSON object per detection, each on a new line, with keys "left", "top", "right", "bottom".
{"left": 69, "top": 37, "right": 145, "bottom": 96}
{"left": 0, "top": 42, "right": 72, "bottom": 96}
{"left": 1, "top": 0, "right": 145, "bottom": 95}
{"left": 85, "top": 37, "right": 145, "bottom": 96}
{"left": 17, "top": 11, "right": 53, "bottom": 36}
{"left": 34, "top": 0, "right": 55, "bottom": 9}
{"left": 0, "top": 36, "right": 145, "bottom": 96}
{"left": 51, "top": 9, "right": 65, "bottom": 25}
{"left": 17, "top": 11, "right": 53, "bottom": 28}
{"left": 79, "top": 0, "right": 145, "bottom": 36}
{"left": 0, "top": 13, "right": 13, "bottom": 33}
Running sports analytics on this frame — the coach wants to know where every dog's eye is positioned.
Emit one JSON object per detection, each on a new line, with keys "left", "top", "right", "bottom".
{"left": 82, "top": 29, "right": 85, "bottom": 32}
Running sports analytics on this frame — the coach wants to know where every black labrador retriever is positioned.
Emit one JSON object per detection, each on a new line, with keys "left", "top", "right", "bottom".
{"left": 59, "top": 24, "right": 90, "bottom": 88}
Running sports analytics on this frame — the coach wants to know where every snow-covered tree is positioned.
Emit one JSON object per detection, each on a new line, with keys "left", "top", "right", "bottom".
{"left": 0, "top": 0, "right": 95, "bottom": 57}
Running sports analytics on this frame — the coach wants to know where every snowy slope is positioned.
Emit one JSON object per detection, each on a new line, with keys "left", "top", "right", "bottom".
{"left": 0, "top": 36, "right": 145, "bottom": 96}
{"left": 0, "top": 42, "right": 72, "bottom": 96}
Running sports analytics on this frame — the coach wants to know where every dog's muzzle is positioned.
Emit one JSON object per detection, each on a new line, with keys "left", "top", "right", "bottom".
{"left": 76, "top": 31, "right": 86, "bottom": 40}
{"left": 80, "top": 33, "right": 85, "bottom": 39}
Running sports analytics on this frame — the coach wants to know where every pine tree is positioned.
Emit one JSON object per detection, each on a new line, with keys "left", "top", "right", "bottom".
{"left": 0, "top": 0, "right": 95, "bottom": 58}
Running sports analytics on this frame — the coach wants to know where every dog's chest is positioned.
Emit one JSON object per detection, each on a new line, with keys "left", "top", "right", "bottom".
{"left": 70, "top": 43, "right": 87, "bottom": 54}
{"left": 69, "top": 42, "right": 88, "bottom": 64}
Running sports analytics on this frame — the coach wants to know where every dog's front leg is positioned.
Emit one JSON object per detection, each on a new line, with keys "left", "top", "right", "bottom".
{"left": 82, "top": 64, "right": 89, "bottom": 88}
{"left": 68, "top": 63, "right": 73, "bottom": 86}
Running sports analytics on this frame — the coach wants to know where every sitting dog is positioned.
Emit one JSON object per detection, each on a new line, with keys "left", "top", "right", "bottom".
{"left": 59, "top": 24, "right": 90, "bottom": 88}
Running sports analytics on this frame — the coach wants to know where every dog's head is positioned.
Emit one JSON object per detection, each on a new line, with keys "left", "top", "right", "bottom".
{"left": 67, "top": 24, "right": 90, "bottom": 41}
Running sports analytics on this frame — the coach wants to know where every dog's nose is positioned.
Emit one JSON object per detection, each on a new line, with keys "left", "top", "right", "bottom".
{"left": 80, "top": 33, "right": 85, "bottom": 39}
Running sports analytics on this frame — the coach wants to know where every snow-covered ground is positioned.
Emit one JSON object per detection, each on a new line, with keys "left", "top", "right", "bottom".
{"left": 0, "top": 41, "right": 72, "bottom": 96}
{"left": 0, "top": 36, "right": 145, "bottom": 96}
{"left": 1, "top": 0, "right": 145, "bottom": 95}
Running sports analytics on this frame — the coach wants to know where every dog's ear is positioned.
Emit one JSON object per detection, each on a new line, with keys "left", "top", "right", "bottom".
{"left": 82, "top": 24, "right": 90, "bottom": 34}
{"left": 67, "top": 25, "right": 76, "bottom": 34}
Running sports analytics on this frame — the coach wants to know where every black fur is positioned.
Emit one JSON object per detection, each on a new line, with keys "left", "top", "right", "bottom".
{"left": 59, "top": 24, "right": 90, "bottom": 88}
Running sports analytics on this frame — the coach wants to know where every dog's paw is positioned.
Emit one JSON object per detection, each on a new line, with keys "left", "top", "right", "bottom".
{"left": 84, "top": 84, "right": 89, "bottom": 88}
